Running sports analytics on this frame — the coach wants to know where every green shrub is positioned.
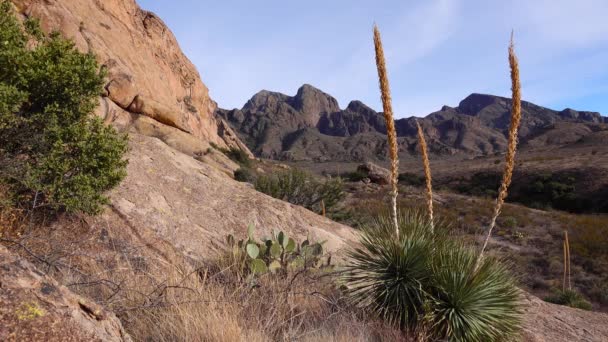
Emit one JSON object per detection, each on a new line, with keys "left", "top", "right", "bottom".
{"left": 215, "top": 145, "right": 252, "bottom": 167}
{"left": 429, "top": 246, "right": 521, "bottom": 341}
{"left": 227, "top": 148, "right": 252, "bottom": 167}
{"left": 0, "top": 2, "right": 127, "bottom": 215}
{"left": 544, "top": 289, "right": 592, "bottom": 310}
{"left": 344, "top": 210, "right": 521, "bottom": 339}
{"left": 501, "top": 216, "right": 518, "bottom": 229}
{"left": 344, "top": 212, "right": 436, "bottom": 329}
{"left": 234, "top": 167, "right": 256, "bottom": 183}
{"left": 397, "top": 172, "right": 425, "bottom": 186}
{"left": 254, "top": 168, "right": 344, "bottom": 213}
{"left": 340, "top": 169, "right": 368, "bottom": 182}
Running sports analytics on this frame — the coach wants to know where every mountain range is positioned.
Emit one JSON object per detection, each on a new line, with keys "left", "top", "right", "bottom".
{"left": 216, "top": 84, "right": 607, "bottom": 162}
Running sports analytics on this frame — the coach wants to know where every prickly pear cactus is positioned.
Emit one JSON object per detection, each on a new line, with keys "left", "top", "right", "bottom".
{"left": 226, "top": 224, "right": 330, "bottom": 276}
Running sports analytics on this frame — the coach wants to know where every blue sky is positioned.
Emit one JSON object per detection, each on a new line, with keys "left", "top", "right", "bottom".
{"left": 139, "top": 0, "right": 608, "bottom": 118}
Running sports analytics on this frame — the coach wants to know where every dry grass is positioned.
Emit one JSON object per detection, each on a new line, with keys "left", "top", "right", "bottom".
{"left": 1, "top": 210, "right": 407, "bottom": 341}
{"left": 373, "top": 25, "right": 400, "bottom": 235}
{"left": 89, "top": 256, "right": 407, "bottom": 342}
{"left": 477, "top": 34, "right": 523, "bottom": 267}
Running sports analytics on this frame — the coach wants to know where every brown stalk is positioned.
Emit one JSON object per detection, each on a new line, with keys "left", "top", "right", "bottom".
{"left": 565, "top": 230, "right": 571, "bottom": 290}
{"left": 476, "top": 33, "right": 522, "bottom": 269}
{"left": 373, "top": 25, "right": 400, "bottom": 236}
{"left": 416, "top": 120, "right": 434, "bottom": 232}
{"left": 321, "top": 199, "right": 326, "bottom": 217}
{"left": 563, "top": 238, "right": 567, "bottom": 292}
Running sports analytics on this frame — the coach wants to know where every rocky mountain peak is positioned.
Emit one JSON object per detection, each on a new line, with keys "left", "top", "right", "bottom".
{"left": 219, "top": 86, "right": 607, "bottom": 161}
{"left": 559, "top": 108, "right": 604, "bottom": 123}
{"left": 346, "top": 100, "right": 375, "bottom": 114}
{"left": 457, "top": 93, "right": 505, "bottom": 114}
{"left": 243, "top": 90, "right": 290, "bottom": 112}
{"left": 291, "top": 84, "right": 340, "bottom": 123}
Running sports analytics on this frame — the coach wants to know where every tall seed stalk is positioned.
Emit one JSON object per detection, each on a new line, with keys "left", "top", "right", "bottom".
{"left": 373, "top": 25, "right": 400, "bottom": 236}
{"left": 563, "top": 230, "right": 571, "bottom": 291}
{"left": 416, "top": 121, "right": 434, "bottom": 233}
{"left": 476, "top": 33, "right": 522, "bottom": 269}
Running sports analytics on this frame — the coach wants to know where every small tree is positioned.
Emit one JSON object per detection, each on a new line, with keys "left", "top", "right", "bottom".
{"left": 0, "top": 1, "right": 128, "bottom": 215}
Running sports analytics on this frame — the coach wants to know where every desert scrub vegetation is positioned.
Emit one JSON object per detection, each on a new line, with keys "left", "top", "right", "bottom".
{"left": 222, "top": 224, "right": 327, "bottom": 276}
{"left": 544, "top": 289, "right": 592, "bottom": 311}
{"left": 255, "top": 168, "right": 345, "bottom": 214}
{"left": 0, "top": 1, "right": 127, "bottom": 215}
{"left": 213, "top": 143, "right": 252, "bottom": 167}
{"left": 120, "top": 224, "right": 406, "bottom": 341}
{"left": 340, "top": 26, "right": 523, "bottom": 340}
{"left": 344, "top": 212, "right": 521, "bottom": 340}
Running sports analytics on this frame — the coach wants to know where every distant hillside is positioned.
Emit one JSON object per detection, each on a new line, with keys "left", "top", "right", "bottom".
{"left": 216, "top": 84, "right": 607, "bottom": 162}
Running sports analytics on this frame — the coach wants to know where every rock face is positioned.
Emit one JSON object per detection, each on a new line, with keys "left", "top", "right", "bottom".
{"left": 521, "top": 292, "right": 608, "bottom": 342}
{"left": 217, "top": 85, "right": 607, "bottom": 161}
{"left": 0, "top": 245, "right": 132, "bottom": 342}
{"left": 103, "top": 133, "right": 357, "bottom": 260}
{"left": 11, "top": 0, "right": 250, "bottom": 156}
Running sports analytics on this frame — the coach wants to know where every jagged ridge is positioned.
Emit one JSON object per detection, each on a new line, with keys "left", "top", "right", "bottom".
{"left": 216, "top": 85, "right": 607, "bottom": 161}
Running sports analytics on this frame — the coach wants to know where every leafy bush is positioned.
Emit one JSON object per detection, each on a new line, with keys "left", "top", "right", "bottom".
{"left": 223, "top": 224, "right": 327, "bottom": 277}
{"left": 254, "top": 168, "right": 344, "bottom": 213}
{"left": 344, "top": 211, "right": 521, "bottom": 339}
{"left": 544, "top": 289, "right": 592, "bottom": 310}
{"left": 398, "top": 172, "right": 425, "bottom": 186}
{"left": 0, "top": 2, "right": 127, "bottom": 214}
{"left": 339, "top": 169, "right": 368, "bottom": 182}
{"left": 216, "top": 145, "right": 252, "bottom": 167}
{"left": 233, "top": 167, "right": 256, "bottom": 183}
{"left": 501, "top": 216, "right": 518, "bottom": 229}
{"left": 455, "top": 171, "right": 501, "bottom": 198}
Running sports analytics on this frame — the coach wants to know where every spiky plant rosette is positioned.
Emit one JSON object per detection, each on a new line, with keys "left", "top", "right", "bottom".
{"left": 429, "top": 245, "right": 521, "bottom": 341}
{"left": 344, "top": 211, "right": 440, "bottom": 329}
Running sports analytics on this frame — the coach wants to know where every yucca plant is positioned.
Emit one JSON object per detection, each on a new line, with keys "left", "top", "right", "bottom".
{"left": 344, "top": 211, "right": 438, "bottom": 329}
{"left": 429, "top": 245, "right": 521, "bottom": 341}
{"left": 344, "top": 25, "right": 523, "bottom": 341}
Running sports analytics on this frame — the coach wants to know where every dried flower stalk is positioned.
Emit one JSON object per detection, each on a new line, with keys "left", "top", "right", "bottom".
{"left": 416, "top": 120, "right": 434, "bottom": 233}
{"left": 373, "top": 25, "right": 400, "bottom": 236}
{"left": 476, "top": 33, "right": 522, "bottom": 269}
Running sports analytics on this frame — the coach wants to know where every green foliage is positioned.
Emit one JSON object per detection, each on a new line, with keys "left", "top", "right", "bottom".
{"left": 254, "top": 168, "right": 344, "bottom": 213}
{"left": 225, "top": 224, "right": 327, "bottom": 277}
{"left": 455, "top": 171, "right": 501, "bottom": 198}
{"left": 429, "top": 246, "right": 521, "bottom": 341}
{"left": 544, "top": 289, "right": 592, "bottom": 311}
{"left": 234, "top": 167, "right": 256, "bottom": 183}
{"left": 344, "top": 212, "right": 436, "bottom": 328}
{"left": 217, "top": 146, "right": 252, "bottom": 167}
{"left": 344, "top": 210, "right": 521, "bottom": 339}
{"left": 0, "top": 1, "right": 127, "bottom": 214}
{"left": 397, "top": 172, "right": 425, "bottom": 186}
{"left": 501, "top": 216, "right": 518, "bottom": 229}
{"left": 339, "top": 169, "right": 368, "bottom": 182}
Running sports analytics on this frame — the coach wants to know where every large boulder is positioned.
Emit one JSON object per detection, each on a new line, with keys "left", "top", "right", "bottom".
{"left": 357, "top": 162, "right": 391, "bottom": 185}
{"left": 101, "top": 133, "right": 357, "bottom": 259}
{"left": 521, "top": 292, "right": 608, "bottom": 341}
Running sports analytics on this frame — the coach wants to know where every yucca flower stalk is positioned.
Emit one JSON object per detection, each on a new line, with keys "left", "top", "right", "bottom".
{"left": 476, "top": 33, "right": 522, "bottom": 269}
{"left": 373, "top": 25, "right": 400, "bottom": 236}
{"left": 563, "top": 230, "right": 571, "bottom": 291}
{"left": 416, "top": 120, "right": 434, "bottom": 233}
